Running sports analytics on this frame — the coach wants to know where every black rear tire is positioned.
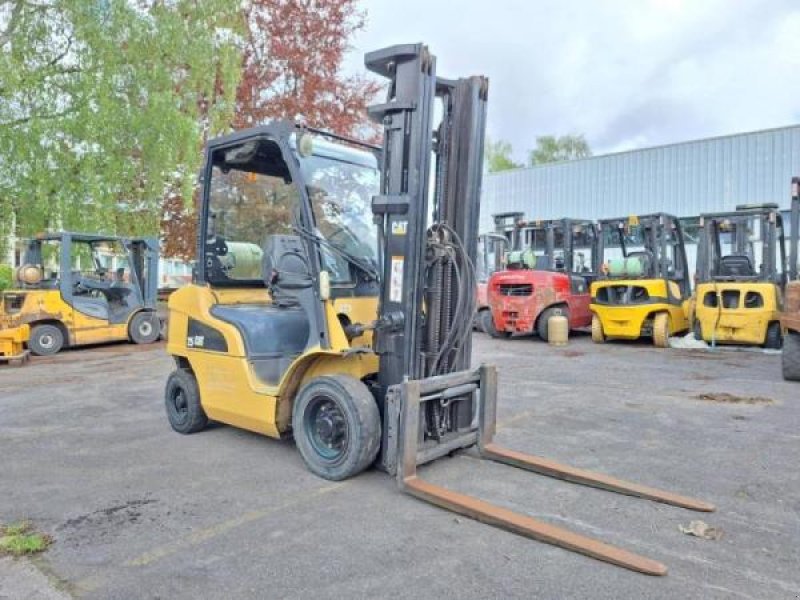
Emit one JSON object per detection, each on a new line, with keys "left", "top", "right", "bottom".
{"left": 764, "top": 322, "right": 782, "bottom": 350}
{"left": 165, "top": 368, "right": 208, "bottom": 434}
{"left": 537, "top": 307, "right": 567, "bottom": 342}
{"left": 693, "top": 319, "right": 704, "bottom": 342}
{"left": 130, "top": 312, "right": 161, "bottom": 344}
{"left": 484, "top": 310, "right": 511, "bottom": 339}
{"left": 783, "top": 331, "right": 800, "bottom": 381}
{"left": 478, "top": 309, "right": 493, "bottom": 335}
{"left": 293, "top": 375, "right": 381, "bottom": 481}
{"left": 28, "top": 324, "right": 64, "bottom": 356}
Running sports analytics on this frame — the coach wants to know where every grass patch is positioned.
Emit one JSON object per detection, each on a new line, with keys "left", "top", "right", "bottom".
{"left": 0, "top": 521, "right": 52, "bottom": 556}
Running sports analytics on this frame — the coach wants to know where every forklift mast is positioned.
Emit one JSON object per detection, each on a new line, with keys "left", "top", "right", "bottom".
{"left": 361, "top": 45, "right": 711, "bottom": 576}
{"left": 127, "top": 238, "right": 160, "bottom": 308}
{"left": 367, "top": 44, "right": 488, "bottom": 396}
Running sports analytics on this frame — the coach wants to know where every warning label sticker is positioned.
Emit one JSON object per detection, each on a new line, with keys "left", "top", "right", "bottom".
{"left": 390, "top": 257, "right": 404, "bottom": 302}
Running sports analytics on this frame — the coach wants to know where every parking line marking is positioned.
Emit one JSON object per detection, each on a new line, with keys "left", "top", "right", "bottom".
{"left": 124, "top": 482, "right": 345, "bottom": 568}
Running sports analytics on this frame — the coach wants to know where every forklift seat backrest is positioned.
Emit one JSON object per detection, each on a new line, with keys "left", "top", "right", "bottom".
{"left": 261, "top": 235, "right": 313, "bottom": 301}
{"left": 719, "top": 254, "right": 755, "bottom": 277}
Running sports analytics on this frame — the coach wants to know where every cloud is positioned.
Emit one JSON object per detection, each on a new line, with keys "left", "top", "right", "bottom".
{"left": 345, "top": 0, "right": 800, "bottom": 159}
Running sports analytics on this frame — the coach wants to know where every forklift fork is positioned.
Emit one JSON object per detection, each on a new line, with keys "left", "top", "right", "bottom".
{"left": 393, "top": 365, "right": 714, "bottom": 576}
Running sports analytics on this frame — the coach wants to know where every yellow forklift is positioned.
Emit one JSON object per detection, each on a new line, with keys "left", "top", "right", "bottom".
{"left": 694, "top": 204, "right": 788, "bottom": 349}
{"left": 591, "top": 214, "right": 691, "bottom": 347}
{"left": 0, "top": 232, "right": 160, "bottom": 358}
{"left": 164, "top": 43, "right": 712, "bottom": 575}
{"left": 781, "top": 177, "right": 800, "bottom": 379}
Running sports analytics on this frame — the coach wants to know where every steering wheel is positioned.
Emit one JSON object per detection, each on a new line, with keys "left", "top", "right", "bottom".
{"left": 73, "top": 276, "right": 88, "bottom": 294}
{"left": 326, "top": 224, "right": 365, "bottom": 254}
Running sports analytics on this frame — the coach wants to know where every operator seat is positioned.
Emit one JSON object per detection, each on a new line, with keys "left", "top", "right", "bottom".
{"left": 718, "top": 254, "right": 755, "bottom": 277}
{"left": 209, "top": 235, "right": 314, "bottom": 385}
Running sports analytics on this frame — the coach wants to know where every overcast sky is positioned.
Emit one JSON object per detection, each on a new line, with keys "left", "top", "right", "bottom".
{"left": 344, "top": 0, "right": 800, "bottom": 161}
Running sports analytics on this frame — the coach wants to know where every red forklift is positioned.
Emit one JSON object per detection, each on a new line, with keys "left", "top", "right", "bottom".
{"left": 487, "top": 218, "right": 599, "bottom": 341}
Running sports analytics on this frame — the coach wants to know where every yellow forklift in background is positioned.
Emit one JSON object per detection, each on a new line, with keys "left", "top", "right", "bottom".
{"left": 591, "top": 214, "right": 692, "bottom": 347}
{"left": 694, "top": 203, "right": 788, "bottom": 349}
{"left": 164, "top": 43, "right": 712, "bottom": 576}
{"left": 0, "top": 232, "right": 160, "bottom": 358}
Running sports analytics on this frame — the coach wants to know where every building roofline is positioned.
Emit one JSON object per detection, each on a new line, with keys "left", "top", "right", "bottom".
{"left": 487, "top": 123, "right": 800, "bottom": 177}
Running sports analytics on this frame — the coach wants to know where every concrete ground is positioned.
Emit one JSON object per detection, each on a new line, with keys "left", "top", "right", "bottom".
{"left": 1, "top": 334, "right": 798, "bottom": 599}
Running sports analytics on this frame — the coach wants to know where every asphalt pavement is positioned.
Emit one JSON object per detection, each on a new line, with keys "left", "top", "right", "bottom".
{"left": 1, "top": 334, "right": 798, "bottom": 599}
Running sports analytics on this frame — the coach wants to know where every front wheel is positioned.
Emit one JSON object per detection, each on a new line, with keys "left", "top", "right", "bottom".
{"left": 28, "top": 324, "right": 64, "bottom": 356}
{"left": 653, "top": 312, "right": 671, "bottom": 348}
{"left": 293, "top": 375, "right": 381, "bottom": 481}
{"left": 130, "top": 312, "right": 161, "bottom": 345}
{"left": 591, "top": 315, "right": 605, "bottom": 344}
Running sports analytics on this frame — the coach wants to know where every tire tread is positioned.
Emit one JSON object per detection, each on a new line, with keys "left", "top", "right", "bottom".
{"left": 292, "top": 375, "right": 380, "bottom": 481}
{"left": 165, "top": 368, "right": 208, "bottom": 434}
{"left": 782, "top": 330, "right": 800, "bottom": 381}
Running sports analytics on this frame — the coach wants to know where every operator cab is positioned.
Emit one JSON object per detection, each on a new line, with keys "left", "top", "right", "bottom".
{"left": 507, "top": 218, "right": 599, "bottom": 290}
{"left": 696, "top": 204, "right": 787, "bottom": 286}
{"left": 201, "top": 127, "right": 380, "bottom": 293}
{"left": 196, "top": 124, "right": 381, "bottom": 385}
{"left": 15, "top": 233, "right": 154, "bottom": 323}
{"left": 596, "top": 214, "right": 690, "bottom": 299}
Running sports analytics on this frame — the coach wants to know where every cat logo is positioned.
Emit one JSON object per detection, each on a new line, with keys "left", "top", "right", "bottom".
{"left": 391, "top": 220, "right": 408, "bottom": 235}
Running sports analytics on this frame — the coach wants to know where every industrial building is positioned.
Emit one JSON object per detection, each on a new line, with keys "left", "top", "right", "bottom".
{"left": 480, "top": 125, "right": 800, "bottom": 234}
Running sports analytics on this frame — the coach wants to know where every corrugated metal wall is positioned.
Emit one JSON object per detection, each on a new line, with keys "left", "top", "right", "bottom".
{"left": 480, "top": 125, "right": 800, "bottom": 232}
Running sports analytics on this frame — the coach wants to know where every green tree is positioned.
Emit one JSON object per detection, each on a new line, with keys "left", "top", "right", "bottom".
{"left": 485, "top": 138, "right": 522, "bottom": 173}
{"left": 528, "top": 134, "right": 592, "bottom": 166}
{"left": 0, "top": 264, "right": 11, "bottom": 291}
{"left": 0, "top": 0, "right": 243, "bottom": 259}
